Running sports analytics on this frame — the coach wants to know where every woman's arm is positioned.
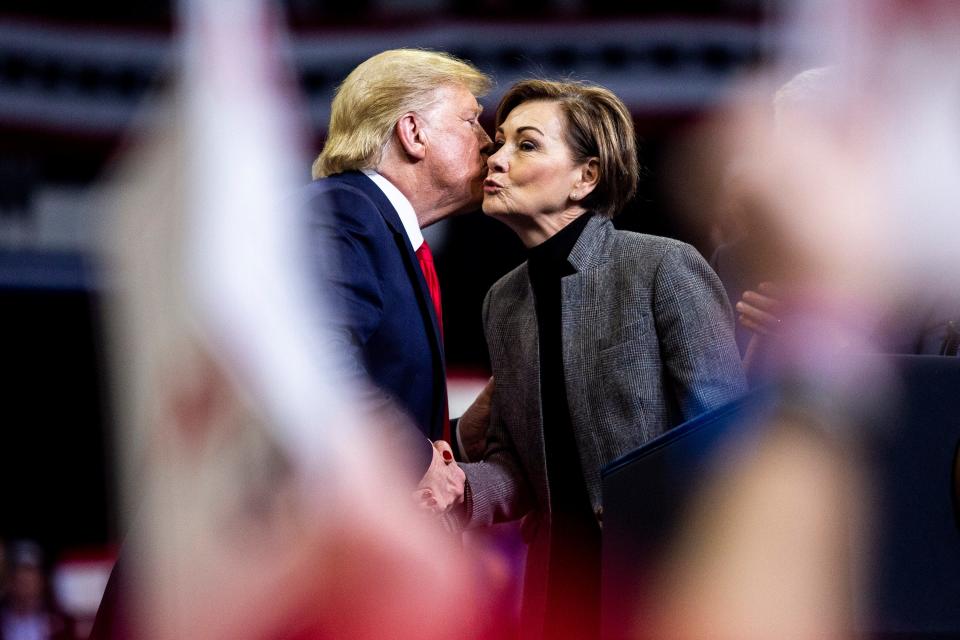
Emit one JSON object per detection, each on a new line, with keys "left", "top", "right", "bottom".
{"left": 652, "top": 242, "right": 749, "bottom": 420}
{"left": 457, "top": 412, "right": 534, "bottom": 528}
{"left": 452, "top": 290, "right": 535, "bottom": 529}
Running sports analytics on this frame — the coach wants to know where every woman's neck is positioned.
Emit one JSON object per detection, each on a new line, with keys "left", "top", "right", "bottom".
{"left": 498, "top": 206, "right": 588, "bottom": 248}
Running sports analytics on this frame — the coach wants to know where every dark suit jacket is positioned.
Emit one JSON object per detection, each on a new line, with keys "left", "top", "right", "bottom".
{"left": 302, "top": 171, "right": 447, "bottom": 473}
{"left": 89, "top": 172, "right": 447, "bottom": 640}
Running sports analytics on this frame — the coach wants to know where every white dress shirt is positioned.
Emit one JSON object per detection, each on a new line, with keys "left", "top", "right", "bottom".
{"left": 362, "top": 169, "right": 423, "bottom": 251}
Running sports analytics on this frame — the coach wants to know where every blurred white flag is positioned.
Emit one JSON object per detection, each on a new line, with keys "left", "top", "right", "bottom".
{"left": 100, "top": 1, "right": 472, "bottom": 639}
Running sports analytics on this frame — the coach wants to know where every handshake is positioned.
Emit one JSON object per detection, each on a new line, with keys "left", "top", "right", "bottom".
{"left": 415, "top": 440, "right": 465, "bottom": 514}
{"left": 414, "top": 376, "right": 493, "bottom": 514}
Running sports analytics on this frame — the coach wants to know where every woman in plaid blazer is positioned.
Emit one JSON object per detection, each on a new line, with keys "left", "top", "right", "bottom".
{"left": 444, "top": 79, "right": 747, "bottom": 639}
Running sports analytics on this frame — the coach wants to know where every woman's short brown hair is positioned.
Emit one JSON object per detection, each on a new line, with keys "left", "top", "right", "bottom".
{"left": 495, "top": 79, "right": 638, "bottom": 218}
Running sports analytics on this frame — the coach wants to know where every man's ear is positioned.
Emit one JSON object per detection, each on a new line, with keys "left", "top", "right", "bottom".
{"left": 576, "top": 158, "right": 601, "bottom": 199}
{"left": 395, "top": 112, "right": 427, "bottom": 161}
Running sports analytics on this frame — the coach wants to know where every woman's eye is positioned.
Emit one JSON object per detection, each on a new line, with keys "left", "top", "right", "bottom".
{"left": 519, "top": 140, "right": 537, "bottom": 151}
{"left": 491, "top": 140, "right": 505, "bottom": 151}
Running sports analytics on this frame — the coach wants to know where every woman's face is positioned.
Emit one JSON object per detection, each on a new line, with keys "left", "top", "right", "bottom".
{"left": 482, "top": 100, "right": 587, "bottom": 221}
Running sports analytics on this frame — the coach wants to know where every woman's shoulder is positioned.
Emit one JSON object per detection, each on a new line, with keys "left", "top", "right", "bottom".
{"left": 487, "top": 262, "right": 529, "bottom": 300}
{"left": 609, "top": 228, "right": 700, "bottom": 266}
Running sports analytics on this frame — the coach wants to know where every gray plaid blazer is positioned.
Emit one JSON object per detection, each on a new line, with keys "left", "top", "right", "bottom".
{"left": 459, "top": 216, "right": 746, "bottom": 637}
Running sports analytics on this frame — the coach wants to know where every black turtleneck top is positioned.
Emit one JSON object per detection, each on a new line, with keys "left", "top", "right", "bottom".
{"left": 526, "top": 212, "right": 601, "bottom": 638}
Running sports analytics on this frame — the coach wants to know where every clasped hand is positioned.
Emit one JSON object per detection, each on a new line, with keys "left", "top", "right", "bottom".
{"left": 415, "top": 440, "right": 465, "bottom": 514}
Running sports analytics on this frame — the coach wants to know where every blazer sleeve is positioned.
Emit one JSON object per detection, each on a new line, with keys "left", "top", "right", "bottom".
{"left": 456, "top": 289, "right": 534, "bottom": 528}
{"left": 458, "top": 411, "right": 534, "bottom": 528}
{"left": 652, "top": 242, "right": 748, "bottom": 420}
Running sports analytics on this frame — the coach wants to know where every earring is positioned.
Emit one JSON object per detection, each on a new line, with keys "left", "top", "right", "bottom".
{"left": 571, "top": 192, "right": 579, "bottom": 201}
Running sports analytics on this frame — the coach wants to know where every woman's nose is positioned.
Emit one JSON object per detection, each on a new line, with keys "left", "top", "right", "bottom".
{"left": 487, "top": 147, "right": 507, "bottom": 173}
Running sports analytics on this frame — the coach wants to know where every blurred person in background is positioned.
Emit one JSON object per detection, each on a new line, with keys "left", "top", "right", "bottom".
{"left": 646, "top": 3, "right": 960, "bottom": 634}
{"left": 306, "top": 48, "right": 494, "bottom": 508}
{"left": 430, "top": 79, "right": 746, "bottom": 640}
{"left": 710, "top": 66, "right": 960, "bottom": 383}
{"left": 0, "top": 541, "right": 73, "bottom": 640}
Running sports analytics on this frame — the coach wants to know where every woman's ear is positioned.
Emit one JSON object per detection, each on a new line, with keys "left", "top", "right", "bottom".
{"left": 395, "top": 113, "right": 427, "bottom": 161}
{"left": 575, "top": 157, "right": 601, "bottom": 199}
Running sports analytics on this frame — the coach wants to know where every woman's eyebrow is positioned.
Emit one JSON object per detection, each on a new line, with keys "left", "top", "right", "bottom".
{"left": 495, "top": 125, "right": 545, "bottom": 136}
{"left": 516, "top": 126, "right": 544, "bottom": 136}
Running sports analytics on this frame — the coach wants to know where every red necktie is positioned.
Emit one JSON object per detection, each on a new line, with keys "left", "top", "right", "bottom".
{"left": 416, "top": 240, "right": 450, "bottom": 443}
{"left": 416, "top": 240, "right": 444, "bottom": 339}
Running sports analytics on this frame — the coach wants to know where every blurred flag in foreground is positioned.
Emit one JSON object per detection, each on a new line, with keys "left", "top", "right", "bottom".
{"left": 99, "top": 1, "right": 471, "bottom": 639}
{"left": 644, "top": 1, "right": 960, "bottom": 639}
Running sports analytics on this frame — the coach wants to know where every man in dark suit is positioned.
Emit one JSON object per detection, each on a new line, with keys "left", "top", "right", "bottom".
{"left": 305, "top": 49, "right": 493, "bottom": 506}
{"left": 89, "top": 49, "right": 492, "bottom": 640}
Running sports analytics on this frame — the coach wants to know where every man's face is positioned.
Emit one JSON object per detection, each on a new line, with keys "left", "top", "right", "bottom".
{"left": 419, "top": 83, "right": 492, "bottom": 217}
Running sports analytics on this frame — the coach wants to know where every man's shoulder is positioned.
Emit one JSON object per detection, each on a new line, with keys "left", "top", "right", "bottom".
{"left": 304, "top": 173, "right": 378, "bottom": 209}
{"left": 302, "top": 173, "right": 398, "bottom": 236}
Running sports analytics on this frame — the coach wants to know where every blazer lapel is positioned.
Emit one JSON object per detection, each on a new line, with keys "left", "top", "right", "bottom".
{"left": 561, "top": 217, "right": 615, "bottom": 509}
{"left": 562, "top": 218, "right": 615, "bottom": 369}
{"left": 508, "top": 266, "right": 550, "bottom": 510}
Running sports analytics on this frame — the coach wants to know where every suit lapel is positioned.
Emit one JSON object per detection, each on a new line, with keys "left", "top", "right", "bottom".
{"left": 339, "top": 171, "right": 447, "bottom": 416}
{"left": 342, "top": 172, "right": 444, "bottom": 348}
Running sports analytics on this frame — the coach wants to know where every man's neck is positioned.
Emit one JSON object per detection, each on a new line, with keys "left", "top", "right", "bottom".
{"left": 377, "top": 155, "right": 472, "bottom": 229}
{"left": 362, "top": 168, "right": 423, "bottom": 249}
{"left": 376, "top": 165, "right": 431, "bottom": 228}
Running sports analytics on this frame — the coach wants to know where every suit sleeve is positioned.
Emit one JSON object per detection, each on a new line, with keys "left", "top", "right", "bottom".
{"left": 305, "top": 187, "right": 434, "bottom": 474}
{"left": 652, "top": 243, "right": 748, "bottom": 420}
{"left": 456, "top": 289, "right": 534, "bottom": 528}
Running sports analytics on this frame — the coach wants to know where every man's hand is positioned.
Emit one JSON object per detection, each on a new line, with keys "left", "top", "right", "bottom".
{"left": 415, "top": 440, "right": 465, "bottom": 514}
{"left": 457, "top": 377, "right": 494, "bottom": 461}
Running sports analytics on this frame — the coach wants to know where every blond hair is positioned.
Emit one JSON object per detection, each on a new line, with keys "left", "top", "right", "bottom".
{"left": 312, "top": 49, "right": 491, "bottom": 179}
{"left": 495, "top": 79, "right": 638, "bottom": 218}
